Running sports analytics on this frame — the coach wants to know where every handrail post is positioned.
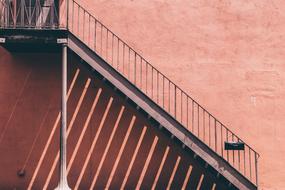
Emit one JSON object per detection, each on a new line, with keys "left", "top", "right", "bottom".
{"left": 4, "top": 0, "right": 8, "bottom": 27}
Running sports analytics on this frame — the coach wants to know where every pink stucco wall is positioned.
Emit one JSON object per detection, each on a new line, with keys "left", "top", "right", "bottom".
{"left": 0, "top": 0, "right": 284, "bottom": 189}
{"left": 76, "top": 0, "right": 285, "bottom": 189}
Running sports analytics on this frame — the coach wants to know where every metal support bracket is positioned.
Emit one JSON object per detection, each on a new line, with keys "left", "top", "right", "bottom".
{"left": 57, "top": 38, "right": 68, "bottom": 44}
{"left": 0, "top": 38, "right": 6, "bottom": 43}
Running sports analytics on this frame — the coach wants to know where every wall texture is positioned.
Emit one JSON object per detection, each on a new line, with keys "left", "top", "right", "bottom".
{"left": 75, "top": 0, "right": 285, "bottom": 189}
{"left": 0, "top": 0, "right": 284, "bottom": 189}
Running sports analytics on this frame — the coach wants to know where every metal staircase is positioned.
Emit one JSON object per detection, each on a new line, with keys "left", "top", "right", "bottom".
{"left": 0, "top": 0, "right": 259, "bottom": 189}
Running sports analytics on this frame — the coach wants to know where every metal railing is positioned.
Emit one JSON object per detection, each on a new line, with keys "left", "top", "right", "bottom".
{"left": 0, "top": 0, "right": 63, "bottom": 28}
{"left": 0, "top": 0, "right": 259, "bottom": 186}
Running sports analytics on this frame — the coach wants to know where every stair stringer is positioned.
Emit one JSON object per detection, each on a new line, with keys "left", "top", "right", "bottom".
{"left": 67, "top": 32, "right": 257, "bottom": 190}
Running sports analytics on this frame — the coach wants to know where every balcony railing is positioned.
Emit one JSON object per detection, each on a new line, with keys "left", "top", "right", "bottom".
{"left": 0, "top": 0, "right": 259, "bottom": 187}
{"left": 0, "top": 0, "right": 63, "bottom": 28}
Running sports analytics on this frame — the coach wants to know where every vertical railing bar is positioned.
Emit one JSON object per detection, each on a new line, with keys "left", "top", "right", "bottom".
{"left": 174, "top": 86, "right": 177, "bottom": 118}
{"left": 111, "top": 33, "right": 114, "bottom": 65}
{"left": 244, "top": 147, "right": 246, "bottom": 176}
{"left": 157, "top": 71, "right": 159, "bottom": 103}
{"left": 54, "top": 0, "right": 58, "bottom": 27}
{"left": 100, "top": 23, "right": 103, "bottom": 55}
{"left": 226, "top": 129, "right": 229, "bottom": 161}
{"left": 151, "top": 67, "right": 154, "bottom": 99}
{"left": 168, "top": 80, "right": 170, "bottom": 113}
{"left": 72, "top": 0, "right": 74, "bottom": 31}
{"left": 21, "top": 0, "right": 24, "bottom": 26}
{"left": 29, "top": 0, "right": 31, "bottom": 25}
{"left": 232, "top": 134, "right": 235, "bottom": 166}
{"left": 192, "top": 101, "right": 194, "bottom": 132}
{"left": 26, "top": 0, "right": 31, "bottom": 26}
{"left": 77, "top": 6, "right": 79, "bottom": 35}
{"left": 209, "top": 114, "right": 211, "bottom": 147}
{"left": 94, "top": 19, "right": 97, "bottom": 51}
{"left": 163, "top": 76, "right": 165, "bottom": 109}
{"left": 16, "top": 0, "right": 19, "bottom": 27}
{"left": 214, "top": 119, "right": 217, "bottom": 152}
{"left": 255, "top": 153, "right": 258, "bottom": 186}
{"left": 117, "top": 38, "right": 119, "bottom": 70}
{"left": 134, "top": 52, "right": 137, "bottom": 84}
{"left": 83, "top": 10, "right": 85, "bottom": 41}
{"left": 21, "top": 0, "right": 24, "bottom": 27}
{"left": 6, "top": 0, "right": 10, "bottom": 27}
{"left": 7, "top": 0, "right": 11, "bottom": 27}
{"left": 140, "top": 56, "right": 143, "bottom": 89}
{"left": 181, "top": 91, "right": 183, "bottom": 124}
{"left": 50, "top": 0, "right": 54, "bottom": 27}
{"left": 0, "top": 0, "right": 2, "bottom": 26}
{"left": 88, "top": 14, "right": 91, "bottom": 46}
{"left": 249, "top": 148, "right": 252, "bottom": 180}
{"left": 221, "top": 123, "right": 223, "bottom": 158}
{"left": 13, "top": 1, "right": 16, "bottom": 28}
{"left": 1, "top": 0, "right": 3, "bottom": 26}
{"left": 203, "top": 110, "right": 205, "bottom": 141}
{"left": 13, "top": 0, "right": 16, "bottom": 27}
{"left": 106, "top": 28, "right": 108, "bottom": 61}
{"left": 67, "top": 1, "right": 72, "bottom": 30}
{"left": 146, "top": 62, "right": 148, "bottom": 94}
{"left": 186, "top": 98, "right": 189, "bottom": 129}
{"left": 41, "top": 1, "right": 44, "bottom": 28}
{"left": 128, "top": 47, "right": 130, "bottom": 79}
{"left": 238, "top": 137, "right": 241, "bottom": 171}
{"left": 198, "top": 105, "right": 200, "bottom": 137}
{"left": 122, "top": 44, "right": 125, "bottom": 75}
